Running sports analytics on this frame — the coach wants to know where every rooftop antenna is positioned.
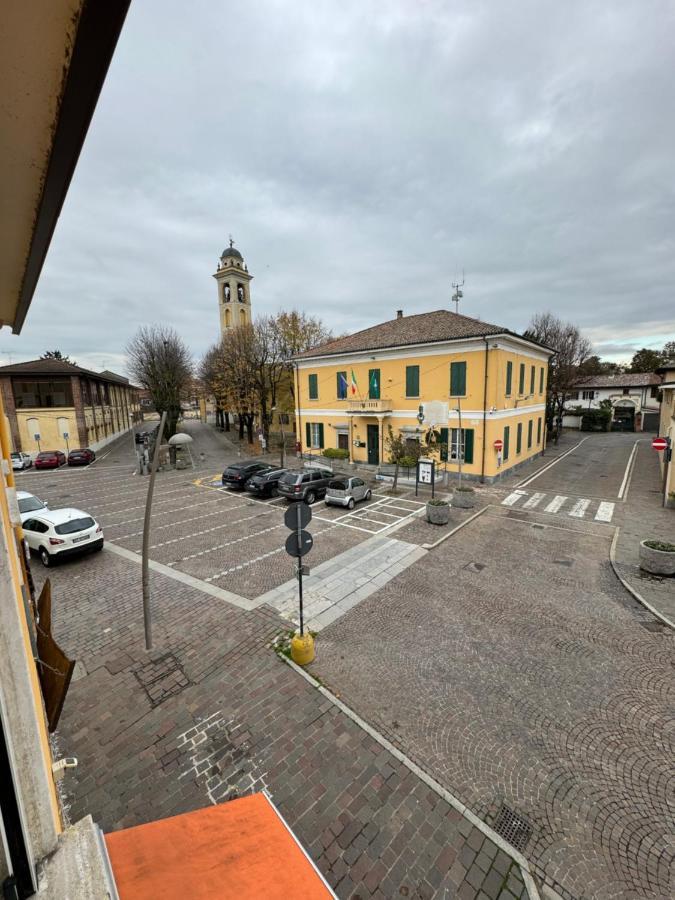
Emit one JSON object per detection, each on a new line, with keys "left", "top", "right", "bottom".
{"left": 451, "top": 270, "right": 465, "bottom": 314}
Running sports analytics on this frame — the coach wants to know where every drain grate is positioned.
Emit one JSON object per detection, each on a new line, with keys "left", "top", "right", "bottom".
{"left": 134, "top": 652, "right": 191, "bottom": 708}
{"left": 492, "top": 804, "right": 533, "bottom": 852}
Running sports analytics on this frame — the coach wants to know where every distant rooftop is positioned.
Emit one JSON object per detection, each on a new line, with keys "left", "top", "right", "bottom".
{"left": 0, "top": 358, "right": 136, "bottom": 387}
{"left": 575, "top": 372, "right": 661, "bottom": 388}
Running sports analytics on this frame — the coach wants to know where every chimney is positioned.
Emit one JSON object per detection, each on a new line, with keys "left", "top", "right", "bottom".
{"left": 396, "top": 310, "right": 403, "bottom": 319}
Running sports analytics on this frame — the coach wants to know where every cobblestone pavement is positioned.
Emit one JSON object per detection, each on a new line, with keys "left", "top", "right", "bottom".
{"left": 309, "top": 509, "right": 675, "bottom": 899}
{"left": 37, "top": 549, "right": 529, "bottom": 900}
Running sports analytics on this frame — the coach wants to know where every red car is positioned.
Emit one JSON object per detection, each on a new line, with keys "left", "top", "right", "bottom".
{"left": 67, "top": 448, "right": 96, "bottom": 466}
{"left": 34, "top": 450, "right": 66, "bottom": 470}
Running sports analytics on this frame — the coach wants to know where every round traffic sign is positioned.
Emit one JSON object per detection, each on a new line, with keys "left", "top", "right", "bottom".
{"left": 284, "top": 502, "right": 312, "bottom": 530}
{"left": 285, "top": 530, "right": 314, "bottom": 558}
{"left": 652, "top": 437, "right": 668, "bottom": 451}
{"left": 493, "top": 438, "right": 503, "bottom": 451}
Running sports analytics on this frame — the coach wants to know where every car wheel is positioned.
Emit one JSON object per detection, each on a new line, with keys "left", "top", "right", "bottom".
{"left": 365, "top": 490, "right": 372, "bottom": 501}
{"left": 347, "top": 498, "right": 355, "bottom": 510}
{"left": 305, "top": 491, "right": 316, "bottom": 505}
{"left": 39, "top": 547, "right": 51, "bottom": 568}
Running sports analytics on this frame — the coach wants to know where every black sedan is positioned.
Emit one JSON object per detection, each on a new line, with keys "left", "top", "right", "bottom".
{"left": 245, "top": 467, "right": 290, "bottom": 498}
{"left": 68, "top": 448, "right": 96, "bottom": 466}
{"left": 221, "top": 460, "right": 273, "bottom": 490}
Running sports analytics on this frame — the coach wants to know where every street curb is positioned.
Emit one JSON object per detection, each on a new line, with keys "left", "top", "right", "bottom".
{"left": 609, "top": 528, "right": 675, "bottom": 630}
{"left": 283, "top": 656, "right": 541, "bottom": 899}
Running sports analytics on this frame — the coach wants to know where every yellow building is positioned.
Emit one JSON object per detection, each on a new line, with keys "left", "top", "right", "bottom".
{"left": 294, "top": 309, "right": 553, "bottom": 481}
{"left": 0, "top": 359, "right": 141, "bottom": 455}
{"left": 656, "top": 360, "right": 675, "bottom": 506}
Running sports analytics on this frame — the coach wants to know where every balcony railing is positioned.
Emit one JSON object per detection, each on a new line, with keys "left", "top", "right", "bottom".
{"left": 346, "top": 398, "right": 392, "bottom": 414}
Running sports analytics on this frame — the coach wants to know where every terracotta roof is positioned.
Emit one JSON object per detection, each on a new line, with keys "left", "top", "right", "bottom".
{"left": 0, "top": 358, "right": 133, "bottom": 386}
{"left": 294, "top": 309, "right": 547, "bottom": 360}
{"left": 575, "top": 372, "right": 661, "bottom": 388}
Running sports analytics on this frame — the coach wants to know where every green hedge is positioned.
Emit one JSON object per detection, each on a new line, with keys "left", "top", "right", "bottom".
{"left": 323, "top": 447, "right": 350, "bottom": 460}
{"left": 581, "top": 408, "right": 611, "bottom": 431}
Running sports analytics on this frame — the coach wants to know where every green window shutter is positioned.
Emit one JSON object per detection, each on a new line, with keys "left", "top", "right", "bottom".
{"left": 527, "top": 420, "right": 533, "bottom": 449}
{"left": 516, "top": 422, "right": 522, "bottom": 453}
{"left": 406, "top": 365, "right": 419, "bottom": 397}
{"left": 539, "top": 367, "right": 544, "bottom": 393}
{"left": 530, "top": 366, "right": 535, "bottom": 394}
{"left": 503, "top": 426, "right": 510, "bottom": 460}
{"left": 368, "top": 369, "right": 380, "bottom": 399}
{"left": 518, "top": 363, "right": 525, "bottom": 395}
{"left": 318, "top": 423, "right": 324, "bottom": 449}
{"left": 505, "top": 361, "right": 513, "bottom": 396}
{"left": 450, "top": 361, "right": 467, "bottom": 396}
{"left": 308, "top": 373, "right": 318, "bottom": 400}
{"left": 463, "top": 429, "right": 474, "bottom": 464}
{"left": 439, "top": 427, "right": 448, "bottom": 462}
{"left": 305, "top": 422, "right": 311, "bottom": 447}
{"left": 537, "top": 417, "right": 542, "bottom": 444}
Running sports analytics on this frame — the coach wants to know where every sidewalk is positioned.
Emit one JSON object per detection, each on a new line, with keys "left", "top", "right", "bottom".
{"left": 613, "top": 440, "right": 675, "bottom": 624}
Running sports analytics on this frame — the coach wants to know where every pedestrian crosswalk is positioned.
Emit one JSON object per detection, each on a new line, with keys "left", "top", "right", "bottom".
{"left": 501, "top": 489, "right": 615, "bottom": 523}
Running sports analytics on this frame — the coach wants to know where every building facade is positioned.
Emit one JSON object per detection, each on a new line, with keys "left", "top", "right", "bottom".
{"left": 562, "top": 373, "right": 661, "bottom": 432}
{"left": 213, "top": 239, "right": 252, "bottom": 336}
{"left": 0, "top": 359, "right": 141, "bottom": 455}
{"left": 656, "top": 361, "right": 675, "bottom": 506}
{"left": 294, "top": 310, "right": 552, "bottom": 481}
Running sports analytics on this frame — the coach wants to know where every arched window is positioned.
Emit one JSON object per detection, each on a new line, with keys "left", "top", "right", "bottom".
{"left": 26, "top": 417, "right": 40, "bottom": 446}
{"left": 223, "top": 282, "right": 231, "bottom": 302}
{"left": 224, "top": 308, "right": 232, "bottom": 327}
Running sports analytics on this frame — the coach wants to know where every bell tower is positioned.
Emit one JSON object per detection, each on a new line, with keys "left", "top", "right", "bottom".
{"left": 213, "top": 237, "right": 253, "bottom": 336}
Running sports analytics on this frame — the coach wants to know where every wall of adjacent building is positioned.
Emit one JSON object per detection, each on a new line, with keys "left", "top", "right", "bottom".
{"left": 658, "top": 369, "right": 675, "bottom": 504}
{"left": 295, "top": 339, "right": 549, "bottom": 480}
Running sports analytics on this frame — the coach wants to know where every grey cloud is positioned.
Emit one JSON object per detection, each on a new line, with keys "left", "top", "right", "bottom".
{"left": 1, "top": 0, "right": 674, "bottom": 374}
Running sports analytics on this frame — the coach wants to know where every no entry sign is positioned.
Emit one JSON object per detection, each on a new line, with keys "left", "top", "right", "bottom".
{"left": 493, "top": 438, "right": 503, "bottom": 451}
{"left": 652, "top": 437, "right": 668, "bottom": 451}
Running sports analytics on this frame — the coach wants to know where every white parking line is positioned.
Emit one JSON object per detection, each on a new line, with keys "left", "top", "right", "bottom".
{"left": 568, "top": 498, "right": 590, "bottom": 518}
{"left": 502, "top": 490, "right": 527, "bottom": 507}
{"left": 594, "top": 501, "right": 615, "bottom": 522}
{"left": 108, "top": 500, "right": 250, "bottom": 538}
{"left": 522, "top": 492, "right": 545, "bottom": 509}
{"left": 544, "top": 495, "right": 567, "bottom": 513}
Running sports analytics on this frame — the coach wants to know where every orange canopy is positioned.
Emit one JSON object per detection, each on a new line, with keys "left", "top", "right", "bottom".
{"left": 105, "top": 793, "right": 335, "bottom": 899}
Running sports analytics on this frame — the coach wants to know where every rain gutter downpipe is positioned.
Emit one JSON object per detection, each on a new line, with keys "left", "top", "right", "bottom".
{"left": 481, "top": 336, "right": 489, "bottom": 482}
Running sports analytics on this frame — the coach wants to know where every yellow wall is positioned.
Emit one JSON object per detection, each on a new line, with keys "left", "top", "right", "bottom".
{"left": 658, "top": 370, "right": 675, "bottom": 502}
{"left": 296, "top": 341, "right": 549, "bottom": 479}
{"left": 18, "top": 408, "right": 77, "bottom": 453}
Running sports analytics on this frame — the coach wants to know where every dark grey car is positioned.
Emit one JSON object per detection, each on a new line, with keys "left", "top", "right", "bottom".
{"left": 245, "top": 467, "right": 289, "bottom": 498}
{"left": 221, "top": 460, "right": 273, "bottom": 490}
{"left": 277, "top": 469, "right": 333, "bottom": 504}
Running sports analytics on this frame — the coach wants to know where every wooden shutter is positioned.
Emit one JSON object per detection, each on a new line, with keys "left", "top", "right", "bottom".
{"left": 406, "top": 365, "right": 419, "bottom": 397}
{"left": 506, "top": 361, "right": 513, "bottom": 395}
{"left": 439, "top": 427, "right": 448, "bottom": 462}
{"left": 539, "top": 367, "right": 544, "bottom": 393}
{"left": 530, "top": 365, "right": 535, "bottom": 394}
{"left": 450, "top": 361, "right": 466, "bottom": 396}
{"left": 516, "top": 422, "right": 522, "bottom": 453}
{"left": 305, "top": 422, "right": 311, "bottom": 447}
{"left": 503, "top": 426, "right": 510, "bottom": 460}
{"left": 368, "top": 369, "right": 380, "bottom": 399}
{"left": 318, "top": 423, "right": 324, "bottom": 449}
{"left": 308, "top": 373, "right": 318, "bottom": 400}
{"left": 463, "top": 429, "right": 474, "bottom": 464}
{"left": 518, "top": 364, "right": 525, "bottom": 395}
{"left": 527, "top": 420, "right": 533, "bottom": 448}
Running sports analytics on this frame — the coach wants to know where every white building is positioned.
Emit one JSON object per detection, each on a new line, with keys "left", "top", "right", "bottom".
{"left": 563, "top": 373, "right": 661, "bottom": 432}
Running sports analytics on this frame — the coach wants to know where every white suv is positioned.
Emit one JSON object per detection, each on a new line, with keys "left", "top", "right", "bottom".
{"left": 22, "top": 507, "right": 104, "bottom": 567}
{"left": 17, "top": 490, "right": 48, "bottom": 523}
{"left": 11, "top": 452, "right": 32, "bottom": 470}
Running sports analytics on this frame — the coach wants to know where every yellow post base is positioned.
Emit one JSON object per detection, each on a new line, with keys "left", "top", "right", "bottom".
{"left": 290, "top": 633, "right": 315, "bottom": 666}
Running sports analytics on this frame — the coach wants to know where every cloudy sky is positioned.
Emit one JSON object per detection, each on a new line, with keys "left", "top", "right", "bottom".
{"left": 3, "top": 0, "right": 674, "bottom": 374}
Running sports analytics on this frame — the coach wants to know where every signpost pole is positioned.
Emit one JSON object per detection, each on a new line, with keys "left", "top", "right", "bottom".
{"left": 141, "top": 411, "right": 167, "bottom": 651}
{"left": 296, "top": 503, "right": 304, "bottom": 636}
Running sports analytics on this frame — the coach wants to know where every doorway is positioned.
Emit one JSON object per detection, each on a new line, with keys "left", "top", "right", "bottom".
{"left": 367, "top": 424, "right": 379, "bottom": 465}
{"left": 337, "top": 432, "right": 349, "bottom": 451}
{"left": 611, "top": 406, "right": 635, "bottom": 432}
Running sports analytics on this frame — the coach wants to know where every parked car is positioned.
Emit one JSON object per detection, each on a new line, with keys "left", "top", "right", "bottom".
{"left": 22, "top": 507, "right": 103, "bottom": 567}
{"left": 245, "top": 467, "right": 289, "bottom": 498}
{"left": 68, "top": 448, "right": 96, "bottom": 466}
{"left": 11, "top": 451, "right": 32, "bottom": 470}
{"left": 277, "top": 468, "right": 333, "bottom": 504}
{"left": 34, "top": 450, "right": 66, "bottom": 469}
{"left": 135, "top": 430, "right": 149, "bottom": 444}
{"left": 17, "top": 491, "right": 48, "bottom": 523}
{"left": 325, "top": 476, "right": 372, "bottom": 509}
{"left": 221, "top": 460, "right": 274, "bottom": 490}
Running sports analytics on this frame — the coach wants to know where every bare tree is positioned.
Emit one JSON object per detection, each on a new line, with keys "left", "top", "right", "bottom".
{"left": 126, "top": 325, "right": 193, "bottom": 440}
{"left": 198, "top": 344, "right": 230, "bottom": 430}
{"left": 276, "top": 310, "right": 334, "bottom": 405}
{"left": 523, "top": 312, "right": 591, "bottom": 441}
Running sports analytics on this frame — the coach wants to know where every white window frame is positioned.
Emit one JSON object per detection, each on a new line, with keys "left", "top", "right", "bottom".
{"left": 582, "top": 390, "right": 596, "bottom": 400}
{"left": 310, "top": 423, "right": 321, "bottom": 449}
{"left": 449, "top": 427, "right": 465, "bottom": 461}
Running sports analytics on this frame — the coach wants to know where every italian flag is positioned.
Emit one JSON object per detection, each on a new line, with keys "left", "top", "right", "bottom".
{"left": 350, "top": 370, "right": 358, "bottom": 396}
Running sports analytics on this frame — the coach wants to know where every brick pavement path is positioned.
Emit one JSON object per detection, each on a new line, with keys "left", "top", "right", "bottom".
{"left": 309, "top": 510, "right": 675, "bottom": 900}
{"left": 44, "top": 549, "right": 529, "bottom": 899}
{"left": 614, "top": 440, "right": 675, "bottom": 623}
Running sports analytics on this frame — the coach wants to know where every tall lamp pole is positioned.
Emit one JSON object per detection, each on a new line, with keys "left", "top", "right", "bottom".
{"left": 141, "top": 410, "right": 167, "bottom": 651}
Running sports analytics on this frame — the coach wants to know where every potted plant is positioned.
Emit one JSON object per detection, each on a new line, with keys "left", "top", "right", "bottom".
{"left": 639, "top": 540, "right": 675, "bottom": 576}
{"left": 452, "top": 485, "right": 475, "bottom": 509}
{"left": 426, "top": 498, "right": 450, "bottom": 525}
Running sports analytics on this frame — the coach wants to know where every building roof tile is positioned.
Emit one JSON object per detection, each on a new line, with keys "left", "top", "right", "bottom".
{"left": 0, "top": 358, "right": 134, "bottom": 386}
{"left": 575, "top": 372, "right": 661, "bottom": 388}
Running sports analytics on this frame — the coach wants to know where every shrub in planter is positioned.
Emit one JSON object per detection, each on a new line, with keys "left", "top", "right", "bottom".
{"left": 639, "top": 540, "right": 675, "bottom": 576}
{"left": 323, "top": 447, "right": 349, "bottom": 460}
{"left": 426, "top": 499, "right": 450, "bottom": 525}
{"left": 451, "top": 485, "right": 475, "bottom": 509}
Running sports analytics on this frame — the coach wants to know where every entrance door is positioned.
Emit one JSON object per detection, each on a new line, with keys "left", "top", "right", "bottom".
{"left": 611, "top": 407, "right": 635, "bottom": 432}
{"left": 337, "top": 432, "right": 349, "bottom": 451}
{"left": 367, "top": 424, "right": 379, "bottom": 465}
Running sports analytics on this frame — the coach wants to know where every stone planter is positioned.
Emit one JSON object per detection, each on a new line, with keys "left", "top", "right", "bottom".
{"left": 452, "top": 487, "right": 475, "bottom": 509}
{"left": 426, "top": 502, "right": 450, "bottom": 525}
{"left": 639, "top": 540, "right": 675, "bottom": 576}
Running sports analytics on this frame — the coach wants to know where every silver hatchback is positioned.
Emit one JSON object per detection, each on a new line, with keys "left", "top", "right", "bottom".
{"left": 324, "top": 476, "right": 372, "bottom": 509}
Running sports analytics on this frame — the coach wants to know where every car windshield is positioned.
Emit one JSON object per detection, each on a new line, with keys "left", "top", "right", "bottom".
{"left": 11, "top": 453, "right": 20, "bottom": 460}
{"left": 55, "top": 517, "right": 95, "bottom": 535}
{"left": 18, "top": 496, "right": 44, "bottom": 513}
{"left": 329, "top": 479, "right": 349, "bottom": 490}
{"left": 280, "top": 472, "right": 299, "bottom": 484}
